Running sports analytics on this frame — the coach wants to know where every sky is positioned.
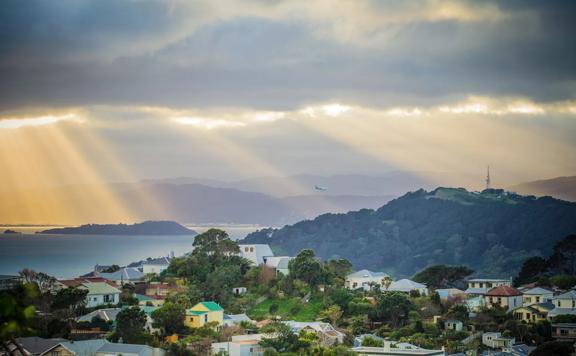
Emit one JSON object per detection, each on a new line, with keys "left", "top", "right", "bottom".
{"left": 1, "top": 0, "right": 576, "bottom": 202}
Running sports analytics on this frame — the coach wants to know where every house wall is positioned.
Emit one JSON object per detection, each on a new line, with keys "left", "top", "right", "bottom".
{"left": 513, "top": 308, "right": 546, "bottom": 323}
{"left": 47, "top": 346, "right": 75, "bottom": 356}
{"left": 86, "top": 293, "right": 120, "bottom": 308}
{"left": 523, "top": 293, "right": 553, "bottom": 306}
{"left": 554, "top": 298, "right": 576, "bottom": 309}
{"left": 345, "top": 277, "right": 383, "bottom": 290}
{"left": 485, "top": 295, "right": 522, "bottom": 312}
{"left": 142, "top": 265, "right": 167, "bottom": 275}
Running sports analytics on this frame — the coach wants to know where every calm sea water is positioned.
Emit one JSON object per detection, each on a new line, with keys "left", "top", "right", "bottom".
{"left": 0, "top": 225, "right": 261, "bottom": 278}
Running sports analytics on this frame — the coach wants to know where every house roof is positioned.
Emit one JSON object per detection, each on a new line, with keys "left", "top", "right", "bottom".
{"left": 522, "top": 287, "right": 553, "bottom": 295}
{"left": 60, "top": 340, "right": 109, "bottom": 356}
{"left": 15, "top": 337, "right": 66, "bottom": 355}
{"left": 96, "top": 343, "right": 151, "bottom": 354}
{"left": 388, "top": 279, "right": 427, "bottom": 291}
{"left": 143, "top": 257, "right": 171, "bottom": 266}
{"left": 347, "top": 269, "right": 389, "bottom": 279}
{"left": 548, "top": 308, "right": 576, "bottom": 317}
{"left": 99, "top": 267, "right": 144, "bottom": 281}
{"left": 195, "top": 301, "right": 224, "bottom": 311}
{"left": 59, "top": 277, "right": 115, "bottom": 288}
{"left": 186, "top": 310, "right": 207, "bottom": 316}
{"left": 77, "top": 308, "right": 122, "bottom": 323}
{"left": 78, "top": 282, "right": 120, "bottom": 295}
{"left": 554, "top": 290, "right": 576, "bottom": 300}
{"left": 468, "top": 278, "right": 510, "bottom": 283}
{"left": 224, "top": 313, "right": 252, "bottom": 323}
{"left": 486, "top": 285, "right": 522, "bottom": 297}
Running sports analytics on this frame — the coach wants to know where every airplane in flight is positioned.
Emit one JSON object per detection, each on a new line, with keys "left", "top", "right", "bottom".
{"left": 314, "top": 185, "right": 328, "bottom": 191}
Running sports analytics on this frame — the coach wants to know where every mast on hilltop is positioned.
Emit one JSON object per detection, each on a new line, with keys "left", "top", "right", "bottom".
{"left": 486, "top": 165, "right": 491, "bottom": 190}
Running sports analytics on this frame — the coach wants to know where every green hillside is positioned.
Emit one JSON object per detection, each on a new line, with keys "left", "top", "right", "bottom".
{"left": 242, "top": 188, "right": 576, "bottom": 277}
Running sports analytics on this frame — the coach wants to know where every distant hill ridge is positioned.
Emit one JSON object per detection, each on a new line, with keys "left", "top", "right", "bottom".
{"left": 38, "top": 220, "right": 196, "bottom": 235}
{"left": 242, "top": 187, "right": 576, "bottom": 278}
{"left": 509, "top": 175, "right": 576, "bottom": 202}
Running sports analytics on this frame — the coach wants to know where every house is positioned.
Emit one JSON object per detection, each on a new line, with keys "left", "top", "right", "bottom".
{"left": 237, "top": 244, "right": 274, "bottom": 265}
{"left": 482, "top": 332, "right": 515, "bottom": 349}
{"left": 521, "top": 287, "right": 553, "bottom": 306}
{"left": 435, "top": 288, "right": 465, "bottom": 302}
{"left": 211, "top": 334, "right": 266, "bottom": 356}
{"left": 185, "top": 301, "right": 224, "bottom": 329}
{"left": 57, "top": 277, "right": 115, "bottom": 290}
{"left": 345, "top": 270, "right": 390, "bottom": 290}
{"left": 142, "top": 257, "right": 171, "bottom": 275}
{"left": 98, "top": 267, "right": 144, "bottom": 284}
{"left": 353, "top": 334, "right": 385, "bottom": 347}
{"left": 283, "top": 321, "right": 345, "bottom": 347}
{"left": 95, "top": 343, "right": 164, "bottom": 356}
{"left": 77, "top": 307, "right": 157, "bottom": 333}
{"left": 466, "top": 278, "right": 511, "bottom": 296}
{"left": 552, "top": 290, "right": 576, "bottom": 309}
{"left": 233, "top": 287, "right": 247, "bottom": 296}
{"left": 77, "top": 308, "right": 121, "bottom": 323}
{"left": 58, "top": 340, "right": 109, "bottom": 356}
{"left": 11, "top": 337, "right": 67, "bottom": 356}
{"left": 0, "top": 275, "right": 22, "bottom": 291}
{"left": 484, "top": 285, "right": 522, "bottom": 312}
{"left": 263, "top": 256, "right": 293, "bottom": 275}
{"left": 512, "top": 302, "right": 554, "bottom": 323}
{"left": 135, "top": 282, "right": 183, "bottom": 300}
{"left": 386, "top": 279, "right": 428, "bottom": 296}
{"left": 223, "top": 313, "right": 253, "bottom": 328}
{"left": 350, "top": 341, "right": 445, "bottom": 355}
{"left": 465, "top": 295, "right": 485, "bottom": 312}
{"left": 445, "top": 320, "right": 463, "bottom": 332}
{"left": 552, "top": 323, "right": 576, "bottom": 342}
{"left": 78, "top": 282, "right": 121, "bottom": 308}
{"left": 136, "top": 293, "right": 164, "bottom": 307}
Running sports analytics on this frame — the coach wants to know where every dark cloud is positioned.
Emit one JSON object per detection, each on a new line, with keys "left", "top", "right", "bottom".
{"left": 0, "top": 0, "right": 574, "bottom": 112}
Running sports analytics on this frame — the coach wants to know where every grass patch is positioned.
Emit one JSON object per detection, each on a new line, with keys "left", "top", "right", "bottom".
{"left": 248, "top": 296, "right": 325, "bottom": 321}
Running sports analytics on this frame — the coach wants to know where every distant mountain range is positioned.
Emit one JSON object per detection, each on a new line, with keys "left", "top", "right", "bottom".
{"left": 242, "top": 188, "right": 576, "bottom": 278}
{"left": 38, "top": 221, "right": 195, "bottom": 235}
{"left": 0, "top": 180, "right": 393, "bottom": 226}
{"left": 509, "top": 176, "right": 576, "bottom": 202}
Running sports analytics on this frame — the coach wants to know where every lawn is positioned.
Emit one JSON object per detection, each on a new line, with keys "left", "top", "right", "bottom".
{"left": 248, "top": 296, "right": 325, "bottom": 321}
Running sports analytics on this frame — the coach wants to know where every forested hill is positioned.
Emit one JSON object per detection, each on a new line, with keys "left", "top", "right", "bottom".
{"left": 242, "top": 188, "right": 576, "bottom": 278}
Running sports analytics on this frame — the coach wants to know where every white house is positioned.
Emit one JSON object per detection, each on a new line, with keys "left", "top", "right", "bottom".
{"left": 386, "top": 279, "right": 428, "bottom": 296}
{"left": 78, "top": 282, "right": 121, "bottom": 308}
{"left": 238, "top": 244, "right": 274, "bottom": 265}
{"left": 484, "top": 285, "right": 523, "bottom": 313}
{"left": 284, "top": 321, "right": 345, "bottom": 347}
{"left": 445, "top": 320, "right": 463, "bottom": 332}
{"left": 98, "top": 267, "right": 144, "bottom": 285}
{"left": 482, "top": 332, "right": 515, "bottom": 350}
{"left": 223, "top": 314, "right": 253, "bottom": 328}
{"left": 263, "top": 256, "right": 293, "bottom": 275}
{"left": 232, "top": 287, "right": 247, "bottom": 296}
{"left": 345, "top": 270, "right": 390, "bottom": 290}
{"left": 142, "top": 257, "right": 171, "bottom": 275}
{"left": 212, "top": 334, "right": 266, "bottom": 356}
{"left": 465, "top": 278, "right": 511, "bottom": 295}
{"left": 95, "top": 343, "right": 164, "bottom": 356}
{"left": 548, "top": 290, "right": 576, "bottom": 318}
{"left": 350, "top": 341, "right": 445, "bottom": 355}
{"left": 521, "top": 287, "right": 554, "bottom": 306}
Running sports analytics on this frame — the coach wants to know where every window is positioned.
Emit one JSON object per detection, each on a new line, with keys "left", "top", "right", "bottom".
{"left": 497, "top": 297, "right": 502, "bottom": 304}
{"left": 244, "top": 247, "right": 249, "bottom": 252}
{"left": 536, "top": 297, "right": 540, "bottom": 303}
{"left": 573, "top": 300, "right": 575, "bottom": 308}
{"left": 204, "top": 314, "right": 208, "bottom": 322}
{"left": 250, "top": 247, "right": 254, "bottom": 252}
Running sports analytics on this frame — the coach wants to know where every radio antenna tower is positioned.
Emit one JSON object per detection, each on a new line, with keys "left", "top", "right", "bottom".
{"left": 486, "top": 165, "right": 491, "bottom": 190}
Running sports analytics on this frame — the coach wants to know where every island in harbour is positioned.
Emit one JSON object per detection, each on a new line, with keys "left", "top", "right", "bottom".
{"left": 37, "top": 220, "right": 197, "bottom": 235}
{"left": 3, "top": 229, "right": 22, "bottom": 234}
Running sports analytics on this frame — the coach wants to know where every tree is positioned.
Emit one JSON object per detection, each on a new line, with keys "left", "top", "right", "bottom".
{"left": 550, "top": 275, "right": 576, "bottom": 290}
{"left": 0, "top": 286, "right": 37, "bottom": 351}
{"left": 151, "top": 302, "right": 185, "bottom": 336}
{"left": 412, "top": 265, "right": 473, "bottom": 289}
{"left": 382, "top": 276, "right": 392, "bottom": 291}
{"left": 514, "top": 256, "right": 548, "bottom": 286}
{"left": 192, "top": 229, "right": 240, "bottom": 258}
{"left": 326, "top": 259, "right": 353, "bottom": 286}
{"left": 319, "top": 305, "right": 343, "bottom": 326}
{"left": 288, "top": 249, "right": 326, "bottom": 288}
{"left": 370, "top": 292, "right": 414, "bottom": 327}
{"left": 18, "top": 269, "right": 57, "bottom": 294}
{"left": 260, "top": 322, "right": 305, "bottom": 353}
{"left": 115, "top": 307, "right": 147, "bottom": 343}
{"left": 51, "top": 287, "right": 88, "bottom": 314}
{"left": 531, "top": 341, "right": 574, "bottom": 356}
{"left": 102, "top": 265, "right": 121, "bottom": 273}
